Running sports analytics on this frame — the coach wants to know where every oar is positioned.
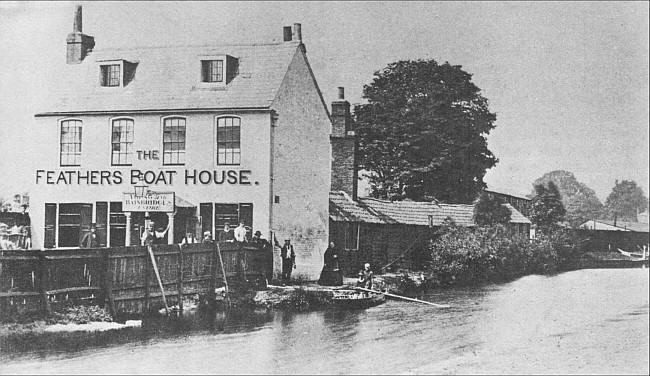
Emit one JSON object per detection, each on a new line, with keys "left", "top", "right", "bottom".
{"left": 147, "top": 245, "right": 170, "bottom": 315}
{"left": 355, "top": 286, "right": 450, "bottom": 308}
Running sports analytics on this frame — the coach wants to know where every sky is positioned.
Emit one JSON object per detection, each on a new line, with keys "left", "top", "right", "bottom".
{"left": 0, "top": 1, "right": 648, "bottom": 202}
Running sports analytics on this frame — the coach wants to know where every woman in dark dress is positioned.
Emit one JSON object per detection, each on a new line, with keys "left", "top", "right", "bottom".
{"left": 318, "top": 242, "right": 343, "bottom": 286}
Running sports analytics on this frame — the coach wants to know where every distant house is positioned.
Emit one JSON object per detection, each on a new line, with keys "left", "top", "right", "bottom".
{"left": 578, "top": 219, "right": 649, "bottom": 253}
{"left": 329, "top": 191, "right": 532, "bottom": 275}
{"left": 484, "top": 188, "right": 532, "bottom": 218}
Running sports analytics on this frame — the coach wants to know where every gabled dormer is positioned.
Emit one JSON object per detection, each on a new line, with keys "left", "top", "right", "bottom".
{"left": 98, "top": 59, "right": 138, "bottom": 88}
{"left": 197, "top": 54, "right": 239, "bottom": 89}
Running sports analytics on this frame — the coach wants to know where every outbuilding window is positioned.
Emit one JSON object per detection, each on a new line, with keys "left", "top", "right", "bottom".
{"left": 111, "top": 118, "right": 134, "bottom": 166}
{"left": 60, "top": 119, "right": 82, "bottom": 166}
{"left": 215, "top": 116, "right": 241, "bottom": 165}
{"left": 162, "top": 117, "right": 186, "bottom": 165}
{"left": 344, "top": 223, "right": 360, "bottom": 251}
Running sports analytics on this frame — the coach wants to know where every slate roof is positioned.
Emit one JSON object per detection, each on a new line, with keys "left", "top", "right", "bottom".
{"left": 36, "top": 42, "right": 302, "bottom": 115}
{"left": 329, "top": 192, "right": 532, "bottom": 226}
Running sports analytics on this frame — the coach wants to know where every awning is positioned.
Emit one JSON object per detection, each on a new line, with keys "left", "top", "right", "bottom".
{"left": 175, "top": 195, "right": 196, "bottom": 208}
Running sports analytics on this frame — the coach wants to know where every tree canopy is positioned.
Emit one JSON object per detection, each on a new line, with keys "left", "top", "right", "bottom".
{"left": 604, "top": 180, "right": 649, "bottom": 221}
{"left": 473, "top": 192, "right": 511, "bottom": 227}
{"left": 529, "top": 181, "right": 566, "bottom": 233}
{"left": 531, "top": 170, "right": 604, "bottom": 227}
{"left": 354, "top": 59, "right": 497, "bottom": 203}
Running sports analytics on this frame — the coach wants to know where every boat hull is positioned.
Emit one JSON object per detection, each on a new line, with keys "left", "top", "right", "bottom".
{"left": 331, "top": 289, "right": 385, "bottom": 309}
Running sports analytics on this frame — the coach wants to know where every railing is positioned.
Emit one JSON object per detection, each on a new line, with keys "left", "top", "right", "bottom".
{"left": 0, "top": 242, "right": 271, "bottom": 319}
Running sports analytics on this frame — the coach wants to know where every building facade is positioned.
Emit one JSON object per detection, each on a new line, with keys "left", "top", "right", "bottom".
{"left": 30, "top": 7, "right": 332, "bottom": 279}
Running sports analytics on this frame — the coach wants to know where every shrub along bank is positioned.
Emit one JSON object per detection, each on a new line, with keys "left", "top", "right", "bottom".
{"left": 425, "top": 224, "right": 582, "bottom": 286}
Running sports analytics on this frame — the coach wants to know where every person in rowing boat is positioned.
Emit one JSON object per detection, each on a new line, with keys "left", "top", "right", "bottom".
{"left": 356, "top": 263, "right": 374, "bottom": 291}
{"left": 318, "top": 242, "right": 343, "bottom": 286}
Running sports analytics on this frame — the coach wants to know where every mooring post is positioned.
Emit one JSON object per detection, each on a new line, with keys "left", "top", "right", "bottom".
{"left": 177, "top": 244, "right": 184, "bottom": 317}
{"left": 37, "top": 253, "right": 51, "bottom": 316}
{"left": 144, "top": 246, "right": 150, "bottom": 316}
{"left": 103, "top": 251, "right": 117, "bottom": 319}
{"left": 209, "top": 243, "right": 217, "bottom": 302}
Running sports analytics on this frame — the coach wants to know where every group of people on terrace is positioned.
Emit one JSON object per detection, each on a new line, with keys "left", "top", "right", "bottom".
{"left": 77, "top": 217, "right": 372, "bottom": 288}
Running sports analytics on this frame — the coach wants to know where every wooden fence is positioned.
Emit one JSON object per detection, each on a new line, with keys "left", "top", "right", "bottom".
{"left": 0, "top": 242, "right": 271, "bottom": 319}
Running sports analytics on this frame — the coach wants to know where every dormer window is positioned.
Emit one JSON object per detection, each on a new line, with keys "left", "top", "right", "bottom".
{"left": 196, "top": 54, "right": 238, "bottom": 88}
{"left": 101, "top": 64, "right": 120, "bottom": 86}
{"left": 98, "top": 59, "right": 138, "bottom": 87}
{"left": 201, "top": 60, "right": 223, "bottom": 83}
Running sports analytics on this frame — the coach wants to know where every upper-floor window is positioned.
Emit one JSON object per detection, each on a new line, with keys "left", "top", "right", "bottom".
{"left": 60, "top": 119, "right": 82, "bottom": 166}
{"left": 101, "top": 64, "right": 121, "bottom": 87}
{"left": 201, "top": 60, "right": 223, "bottom": 83}
{"left": 162, "top": 117, "right": 186, "bottom": 165}
{"left": 215, "top": 116, "right": 241, "bottom": 165}
{"left": 111, "top": 118, "right": 134, "bottom": 166}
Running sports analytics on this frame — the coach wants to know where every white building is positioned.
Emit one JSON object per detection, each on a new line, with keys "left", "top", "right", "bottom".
{"left": 30, "top": 6, "right": 332, "bottom": 279}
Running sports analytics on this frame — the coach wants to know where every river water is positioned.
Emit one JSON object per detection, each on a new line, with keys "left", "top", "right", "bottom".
{"left": 1, "top": 268, "right": 648, "bottom": 374}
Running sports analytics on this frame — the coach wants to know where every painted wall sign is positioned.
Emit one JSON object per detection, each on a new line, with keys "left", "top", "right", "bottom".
{"left": 136, "top": 150, "right": 159, "bottom": 160}
{"left": 123, "top": 191, "right": 175, "bottom": 212}
{"left": 34, "top": 169, "right": 256, "bottom": 186}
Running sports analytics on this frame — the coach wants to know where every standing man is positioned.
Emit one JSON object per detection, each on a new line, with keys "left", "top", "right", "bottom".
{"left": 234, "top": 221, "right": 247, "bottom": 244}
{"left": 180, "top": 231, "right": 199, "bottom": 245}
{"left": 16, "top": 204, "right": 30, "bottom": 249}
{"left": 141, "top": 222, "right": 156, "bottom": 246}
{"left": 154, "top": 223, "right": 171, "bottom": 245}
{"left": 80, "top": 223, "right": 99, "bottom": 248}
{"left": 280, "top": 239, "right": 296, "bottom": 285}
{"left": 219, "top": 223, "right": 235, "bottom": 242}
{"left": 202, "top": 231, "right": 214, "bottom": 244}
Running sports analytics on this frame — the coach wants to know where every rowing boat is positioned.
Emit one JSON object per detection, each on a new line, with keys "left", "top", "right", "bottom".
{"left": 331, "top": 289, "right": 385, "bottom": 309}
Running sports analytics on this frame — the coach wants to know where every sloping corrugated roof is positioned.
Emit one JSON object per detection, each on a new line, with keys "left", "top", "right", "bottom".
{"left": 582, "top": 219, "right": 649, "bottom": 233}
{"left": 329, "top": 192, "right": 385, "bottom": 224}
{"left": 37, "top": 42, "right": 301, "bottom": 115}
{"left": 503, "top": 203, "right": 531, "bottom": 224}
{"left": 329, "top": 192, "right": 532, "bottom": 226}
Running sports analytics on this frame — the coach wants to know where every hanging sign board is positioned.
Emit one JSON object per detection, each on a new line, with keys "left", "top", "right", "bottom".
{"left": 123, "top": 192, "right": 175, "bottom": 212}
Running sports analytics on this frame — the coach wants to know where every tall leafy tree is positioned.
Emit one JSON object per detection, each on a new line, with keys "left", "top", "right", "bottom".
{"left": 355, "top": 59, "right": 497, "bottom": 203}
{"left": 473, "top": 192, "right": 511, "bottom": 226}
{"left": 529, "top": 181, "right": 566, "bottom": 233}
{"left": 604, "top": 180, "right": 649, "bottom": 222}
{"left": 532, "top": 170, "right": 605, "bottom": 227}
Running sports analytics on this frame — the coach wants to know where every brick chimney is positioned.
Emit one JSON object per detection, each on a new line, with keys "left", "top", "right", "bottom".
{"left": 66, "top": 5, "right": 95, "bottom": 64}
{"left": 330, "top": 87, "right": 358, "bottom": 200}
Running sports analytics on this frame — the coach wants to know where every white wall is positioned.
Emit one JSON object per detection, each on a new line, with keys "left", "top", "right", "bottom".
{"left": 30, "top": 111, "right": 272, "bottom": 248}
{"left": 270, "top": 48, "right": 332, "bottom": 279}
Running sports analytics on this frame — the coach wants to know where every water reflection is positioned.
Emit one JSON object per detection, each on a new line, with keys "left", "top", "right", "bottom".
{"left": 1, "top": 269, "right": 648, "bottom": 375}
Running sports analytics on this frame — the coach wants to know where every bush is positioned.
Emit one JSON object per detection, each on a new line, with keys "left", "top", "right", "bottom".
{"left": 426, "top": 224, "right": 580, "bottom": 285}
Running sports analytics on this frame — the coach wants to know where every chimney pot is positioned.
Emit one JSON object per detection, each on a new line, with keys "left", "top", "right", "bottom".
{"left": 338, "top": 87, "right": 345, "bottom": 100}
{"left": 73, "top": 5, "right": 82, "bottom": 32}
{"left": 66, "top": 5, "right": 94, "bottom": 64}
{"left": 292, "top": 23, "right": 302, "bottom": 42}
{"left": 283, "top": 26, "right": 292, "bottom": 42}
